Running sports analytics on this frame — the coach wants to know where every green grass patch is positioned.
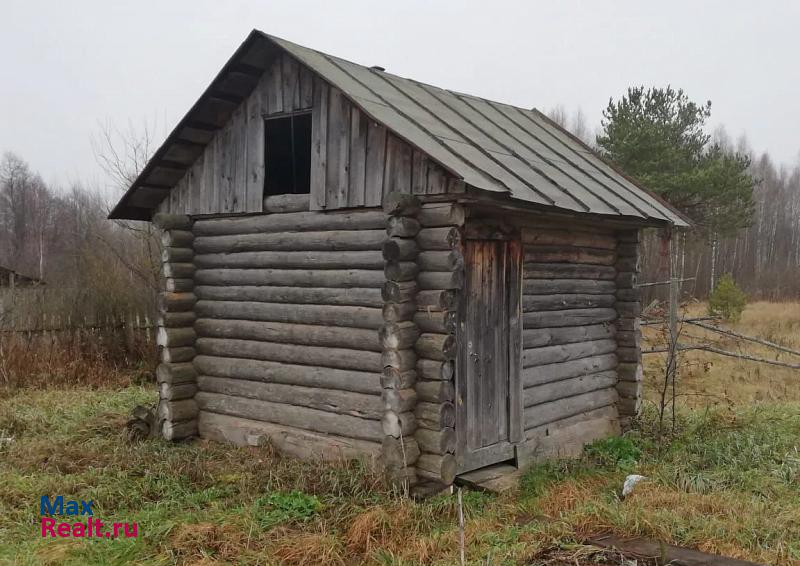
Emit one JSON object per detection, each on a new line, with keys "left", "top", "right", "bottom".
{"left": 584, "top": 436, "right": 642, "bottom": 471}
{"left": 253, "top": 490, "right": 323, "bottom": 529}
{"left": 1, "top": 385, "right": 799, "bottom": 564}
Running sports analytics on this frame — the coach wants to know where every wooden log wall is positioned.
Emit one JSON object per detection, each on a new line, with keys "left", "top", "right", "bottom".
{"left": 153, "top": 213, "right": 199, "bottom": 441}
{"left": 380, "top": 193, "right": 421, "bottom": 489}
{"left": 409, "top": 201, "right": 465, "bottom": 490}
{"left": 516, "top": 224, "right": 621, "bottom": 465}
{"left": 191, "top": 194, "right": 386, "bottom": 461}
{"left": 158, "top": 53, "right": 457, "bottom": 217}
{"left": 614, "top": 229, "right": 643, "bottom": 428}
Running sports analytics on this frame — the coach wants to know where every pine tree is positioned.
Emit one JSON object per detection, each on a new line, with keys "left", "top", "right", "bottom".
{"left": 596, "top": 86, "right": 755, "bottom": 236}
{"left": 708, "top": 273, "right": 747, "bottom": 322}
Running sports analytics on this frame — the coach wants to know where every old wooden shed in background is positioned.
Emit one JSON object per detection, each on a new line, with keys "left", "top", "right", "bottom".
{"left": 110, "top": 30, "right": 687, "bottom": 489}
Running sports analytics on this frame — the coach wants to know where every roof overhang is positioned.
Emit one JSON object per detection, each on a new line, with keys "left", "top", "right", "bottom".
{"left": 109, "top": 30, "right": 280, "bottom": 220}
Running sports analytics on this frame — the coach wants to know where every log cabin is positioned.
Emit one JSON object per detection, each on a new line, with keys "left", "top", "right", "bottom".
{"left": 109, "top": 30, "right": 688, "bottom": 490}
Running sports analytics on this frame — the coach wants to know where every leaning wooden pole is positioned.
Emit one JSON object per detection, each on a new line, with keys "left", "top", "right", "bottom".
{"left": 153, "top": 213, "right": 198, "bottom": 441}
{"left": 666, "top": 228, "right": 680, "bottom": 431}
{"left": 687, "top": 320, "right": 800, "bottom": 357}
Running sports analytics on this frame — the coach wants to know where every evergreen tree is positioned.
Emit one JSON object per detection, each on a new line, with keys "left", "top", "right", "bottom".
{"left": 597, "top": 86, "right": 755, "bottom": 235}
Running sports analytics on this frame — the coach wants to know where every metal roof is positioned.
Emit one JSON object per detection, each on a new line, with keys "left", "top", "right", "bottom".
{"left": 110, "top": 30, "right": 689, "bottom": 226}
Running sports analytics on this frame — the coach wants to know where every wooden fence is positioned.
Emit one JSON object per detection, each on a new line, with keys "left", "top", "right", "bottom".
{"left": 0, "top": 312, "right": 158, "bottom": 389}
{"left": 0, "top": 312, "right": 154, "bottom": 337}
{"left": 0, "top": 312, "right": 156, "bottom": 364}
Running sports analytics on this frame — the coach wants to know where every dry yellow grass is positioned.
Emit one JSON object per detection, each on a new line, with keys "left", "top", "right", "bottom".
{"left": 3, "top": 384, "right": 799, "bottom": 564}
{"left": 169, "top": 522, "right": 250, "bottom": 564}
{"left": 271, "top": 531, "right": 347, "bottom": 566}
{"left": 643, "top": 300, "right": 800, "bottom": 408}
{"left": 3, "top": 303, "right": 800, "bottom": 565}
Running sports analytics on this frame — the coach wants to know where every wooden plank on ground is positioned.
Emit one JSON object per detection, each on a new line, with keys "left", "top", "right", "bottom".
{"left": 456, "top": 463, "right": 521, "bottom": 494}
{"left": 588, "top": 534, "right": 765, "bottom": 566}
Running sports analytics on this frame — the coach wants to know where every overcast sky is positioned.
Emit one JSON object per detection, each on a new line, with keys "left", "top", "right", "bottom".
{"left": 2, "top": 0, "right": 799, "bottom": 196}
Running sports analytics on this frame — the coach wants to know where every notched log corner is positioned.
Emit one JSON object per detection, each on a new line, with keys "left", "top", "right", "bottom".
{"left": 126, "top": 401, "right": 197, "bottom": 442}
{"left": 125, "top": 404, "right": 157, "bottom": 441}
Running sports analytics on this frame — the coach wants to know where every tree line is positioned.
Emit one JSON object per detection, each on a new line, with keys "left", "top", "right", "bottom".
{"left": 550, "top": 87, "right": 800, "bottom": 300}
{"left": 0, "top": 151, "right": 157, "bottom": 325}
{"left": 1, "top": 83, "right": 797, "bottom": 328}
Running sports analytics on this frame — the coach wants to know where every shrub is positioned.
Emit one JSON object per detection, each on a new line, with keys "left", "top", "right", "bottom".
{"left": 708, "top": 273, "right": 747, "bottom": 322}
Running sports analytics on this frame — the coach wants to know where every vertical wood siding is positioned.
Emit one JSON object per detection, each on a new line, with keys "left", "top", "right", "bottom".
{"left": 309, "top": 85, "right": 451, "bottom": 211}
{"left": 463, "top": 240, "right": 511, "bottom": 449}
{"left": 159, "top": 53, "right": 316, "bottom": 215}
{"left": 158, "top": 55, "right": 454, "bottom": 216}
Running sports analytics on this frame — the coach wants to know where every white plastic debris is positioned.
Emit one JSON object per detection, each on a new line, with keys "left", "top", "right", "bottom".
{"left": 621, "top": 474, "right": 647, "bottom": 498}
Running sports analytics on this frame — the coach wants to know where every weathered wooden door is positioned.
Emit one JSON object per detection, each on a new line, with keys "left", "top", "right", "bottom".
{"left": 456, "top": 237, "right": 522, "bottom": 473}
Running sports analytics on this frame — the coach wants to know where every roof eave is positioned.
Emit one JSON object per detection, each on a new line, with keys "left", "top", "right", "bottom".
{"left": 109, "top": 29, "right": 276, "bottom": 220}
{"left": 460, "top": 186, "right": 684, "bottom": 230}
{"left": 531, "top": 109, "right": 692, "bottom": 228}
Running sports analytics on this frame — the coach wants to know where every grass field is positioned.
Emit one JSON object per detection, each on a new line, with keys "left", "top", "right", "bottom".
{"left": 1, "top": 302, "right": 799, "bottom": 565}
{"left": 642, "top": 301, "right": 800, "bottom": 407}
